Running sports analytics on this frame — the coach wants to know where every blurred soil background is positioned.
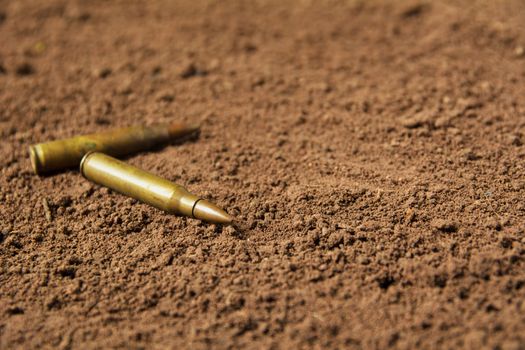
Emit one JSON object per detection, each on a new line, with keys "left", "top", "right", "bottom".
{"left": 1, "top": 0, "right": 525, "bottom": 348}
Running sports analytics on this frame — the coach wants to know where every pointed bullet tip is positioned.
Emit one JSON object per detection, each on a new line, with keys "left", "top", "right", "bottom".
{"left": 168, "top": 122, "right": 200, "bottom": 138}
{"left": 193, "top": 199, "right": 233, "bottom": 224}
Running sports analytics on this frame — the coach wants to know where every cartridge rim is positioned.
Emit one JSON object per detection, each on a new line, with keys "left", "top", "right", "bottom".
{"left": 29, "top": 145, "right": 42, "bottom": 175}
{"left": 79, "top": 151, "right": 98, "bottom": 178}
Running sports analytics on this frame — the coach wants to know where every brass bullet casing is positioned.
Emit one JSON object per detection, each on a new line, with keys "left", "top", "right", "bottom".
{"left": 80, "top": 152, "right": 233, "bottom": 224}
{"left": 29, "top": 122, "right": 199, "bottom": 175}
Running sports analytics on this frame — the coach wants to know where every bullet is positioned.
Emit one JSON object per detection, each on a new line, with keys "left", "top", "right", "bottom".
{"left": 80, "top": 152, "right": 233, "bottom": 224}
{"left": 29, "top": 122, "right": 199, "bottom": 175}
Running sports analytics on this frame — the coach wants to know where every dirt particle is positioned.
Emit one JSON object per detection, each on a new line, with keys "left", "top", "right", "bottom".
{"left": 500, "top": 237, "right": 513, "bottom": 249}
{"left": 157, "top": 92, "right": 175, "bottom": 102}
{"left": 33, "top": 231, "right": 44, "bottom": 242}
{"left": 388, "top": 332, "right": 400, "bottom": 347}
{"left": 222, "top": 225, "right": 238, "bottom": 236}
{"left": 95, "top": 117, "right": 111, "bottom": 125}
{"left": 251, "top": 76, "right": 265, "bottom": 88}
{"left": 6, "top": 236, "right": 22, "bottom": 249}
{"left": 507, "top": 134, "right": 522, "bottom": 146}
{"left": 57, "top": 195, "right": 73, "bottom": 207}
{"left": 433, "top": 274, "right": 448, "bottom": 288}
{"left": 42, "top": 198, "right": 52, "bottom": 222}
{"left": 485, "top": 218, "right": 502, "bottom": 231}
{"left": 96, "top": 67, "right": 112, "bottom": 79}
{"left": 433, "top": 116, "right": 451, "bottom": 129}
{"left": 180, "top": 63, "right": 208, "bottom": 79}
{"left": 307, "top": 230, "right": 321, "bottom": 247}
{"left": 399, "top": 112, "right": 433, "bottom": 129}
{"left": 292, "top": 216, "right": 304, "bottom": 229}
{"left": 376, "top": 275, "right": 395, "bottom": 290}
{"left": 400, "top": 3, "right": 428, "bottom": 18}
{"left": 458, "top": 287, "right": 470, "bottom": 300}
{"left": 77, "top": 13, "right": 91, "bottom": 21}
{"left": 231, "top": 220, "right": 250, "bottom": 233}
{"left": 461, "top": 148, "right": 481, "bottom": 161}
{"left": 327, "top": 231, "right": 344, "bottom": 249}
{"left": 404, "top": 208, "right": 416, "bottom": 223}
{"left": 243, "top": 42, "right": 258, "bottom": 53}
{"left": 56, "top": 265, "right": 76, "bottom": 279}
{"left": 46, "top": 295, "right": 62, "bottom": 310}
{"left": 157, "top": 252, "right": 174, "bottom": 267}
{"left": 15, "top": 63, "right": 35, "bottom": 76}
{"left": 117, "top": 79, "right": 133, "bottom": 94}
{"left": 431, "top": 219, "right": 458, "bottom": 233}
{"left": 6, "top": 306, "right": 24, "bottom": 315}
{"left": 67, "top": 256, "right": 82, "bottom": 265}
{"left": 357, "top": 256, "right": 370, "bottom": 265}
{"left": 151, "top": 66, "right": 162, "bottom": 75}
{"left": 485, "top": 303, "right": 499, "bottom": 313}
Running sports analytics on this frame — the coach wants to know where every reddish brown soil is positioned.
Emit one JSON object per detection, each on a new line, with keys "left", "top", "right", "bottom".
{"left": 1, "top": 0, "right": 525, "bottom": 348}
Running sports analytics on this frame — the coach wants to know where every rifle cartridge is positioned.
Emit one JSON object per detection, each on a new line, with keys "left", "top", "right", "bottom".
{"left": 80, "top": 152, "right": 233, "bottom": 224}
{"left": 29, "top": 122, "right": 199, "bottom": 175}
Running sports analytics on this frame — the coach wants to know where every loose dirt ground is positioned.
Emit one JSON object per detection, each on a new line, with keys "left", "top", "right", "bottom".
{"left": 1, "top": 0, "right": 525, "bottom": 349}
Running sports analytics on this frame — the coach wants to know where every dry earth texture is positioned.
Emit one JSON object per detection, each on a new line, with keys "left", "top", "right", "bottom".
{"left": 1, "top": 0, "right": 525, "bottom": 349}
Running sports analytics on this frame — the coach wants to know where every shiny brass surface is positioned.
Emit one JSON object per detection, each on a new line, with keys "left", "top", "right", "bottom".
{"left": 29, "top": 122, "right": 199, "bottom": 175}
{"left": 193, "top": 199, "right": 234, "bottom": 224}
{"left": 80, "top": 152, "right": 233, "bottom": 224}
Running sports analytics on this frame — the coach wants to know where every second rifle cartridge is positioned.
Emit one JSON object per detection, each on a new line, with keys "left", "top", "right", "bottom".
{"left": 29, "top": 122, "right": 199, "bottom": 175}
